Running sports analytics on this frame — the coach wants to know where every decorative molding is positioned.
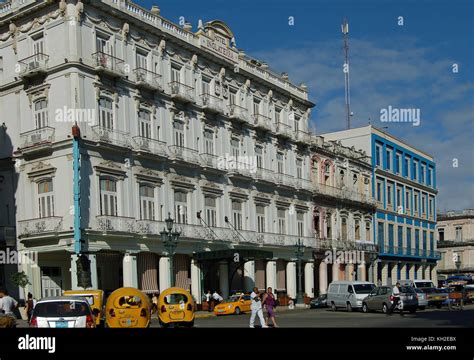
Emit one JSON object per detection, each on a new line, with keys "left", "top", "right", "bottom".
{"left": 27, "top": 162, "right": 57, "bottom": 181}
{"left": 94, "top": 160, "right": 126, "bottom": 179}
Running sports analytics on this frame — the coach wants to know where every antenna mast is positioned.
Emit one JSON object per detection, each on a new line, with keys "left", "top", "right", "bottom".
{"left": 342, "top": 18, "right": 351, "bottom": 129}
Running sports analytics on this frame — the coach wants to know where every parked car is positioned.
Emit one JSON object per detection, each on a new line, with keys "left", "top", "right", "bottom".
{"left": 30, "top": 296, "right": 96, "bottom": 328}
{"left": 399, "top": 279, "right": 436, "bottom": 289}
{"left": 309, "top": 294, "right": 328, "bottom": 309}
{"left": 465, "top": 285, "right": 474, "bottom": 303}
{"left": 423, "top": 288, "right": 448, "bottom": 308}
{"left": 413, "top": 288, "right": 428, "bottom": 310}
{"left": 327, "top": 281, "right": 376, "bottom": 312}
{"left": 214, "top": 293, "right": 252, "bottom": 315}
{"left": 362, "top": 286, "right": 418, "bottom": 314}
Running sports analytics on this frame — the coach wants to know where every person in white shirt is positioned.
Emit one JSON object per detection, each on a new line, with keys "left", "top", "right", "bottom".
{"left": 0, "top": 289, "right": 18, "bottom": 318}
{"left": 388, "top": 282, "right": 403, "bottom": 316}
{"left": 249, "top": 287, "right": 267, "bottom": 328}
{"left": 212, "top": 290, "right": 223, "bottom": 306}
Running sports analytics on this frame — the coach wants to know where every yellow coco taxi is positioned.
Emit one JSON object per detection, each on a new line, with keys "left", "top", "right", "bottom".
{"left": 158, "top": 287, "right": 195, "bottom": 327}
{"left": 105, "top": 287, "right": 151, "bottom": 328}
{"left": 63, "top": 290, "right": 104, "bottom": 326}
{"left": 214, "top": 293, "right": 252, "bottom": 315}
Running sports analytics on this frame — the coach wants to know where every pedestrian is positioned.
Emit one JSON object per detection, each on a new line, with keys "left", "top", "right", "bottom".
{"left": 212, "top": 290, "right": 223, "bottom": 306}
{"left": 249, "top": 287, "right": 267, "bottom": 328}
{"left": 25, "top": 292, "right": 35, "bottom": 321}
{"left": 288, "top": 297, "right": 295, "bottom": 310}
{"left": 151, "top": 292, "right": 159, "bottom": 314}
{"left": 388, "top": 282, "right": 403, "bottom": 316}
{"left": 262, "top": 287, "right": 278, "bottom": 327}
{"left": 0, "top": 289, "right": 18, "bottom": 319}
{"left": 205, "top": 290, "right": 212, "bottom": 312}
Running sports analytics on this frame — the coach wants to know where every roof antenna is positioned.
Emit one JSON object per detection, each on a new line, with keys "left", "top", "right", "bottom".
{"left": 342, "top": 18, "right": 351, "bottom": 129}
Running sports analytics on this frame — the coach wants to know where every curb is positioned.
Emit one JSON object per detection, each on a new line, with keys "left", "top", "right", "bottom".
{"left": 195, "top": 313, "right": 217, "bottom": 319}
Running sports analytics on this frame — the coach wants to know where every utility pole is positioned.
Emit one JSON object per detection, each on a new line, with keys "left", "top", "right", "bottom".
{"left": 342, "top": 18, "right": 351, "bottom": 129}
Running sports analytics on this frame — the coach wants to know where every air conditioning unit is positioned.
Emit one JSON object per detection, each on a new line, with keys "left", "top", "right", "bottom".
{"left": 28, "top": 60, "right": 40, "bottom": 71}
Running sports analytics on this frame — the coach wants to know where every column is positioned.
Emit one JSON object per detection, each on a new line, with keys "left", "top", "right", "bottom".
{"left": 381, "top": 261, "right": 389, "bottom": 285}
{"left": 70, "top": 253, "right": 98, "bottom": 290}
{"left": 408, "top": 263, "right": 415, "bottom": 280}
{"left": 159, "top": 256, "right": 171, "bottom": 291}
{"left": 423, "top": 265, "right": 430, "bottom": 279}
{"left": 266, "top": 260, "right": 277, "bottom": 291}
{"left": 304, "top": 262, "right": 314, "bottom": 298}
{"left": 368, "top": 260, "right": 375, "bottom": 283}
{"left": 23, "top": 252, "right": 42, "bottom": 299}
{"left": 218, "top": 261, "right": 229, "bottom": 300}
{"left": 347, "top": 263, "right": 355, "bottom": 281}
{"left": 332, "top": 262, "right": 339, "bottom": 282}
{"left": 400, "top": 263, "right": 407, "bottom": 281}
{"left": 358, "top": 262, "right": 367, "bottom": 281}
{"left": 391, "top": 262, "right": 398, "bottom": 283}
{"left": 243, "top": 260, "right": 255, "bottom": 292}
{"left": 431, "top": 265, "right": 438, "bottom": 285}
{"left": 123, "top": 253, "right": 138, "bottom": 288}
{"left": 319, "top": 261, "right": 328, "bottom": 295}
{"left": 416, "top": 264, "right": 423, "bottom": 279}
{"left": 190, "top": 259, "right": 202, "bottom": 304}
{"left": 286, "top": 261, "right": 297, "bottom": 299}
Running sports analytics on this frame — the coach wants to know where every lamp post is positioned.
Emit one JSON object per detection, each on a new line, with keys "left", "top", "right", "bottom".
{"left": 295, "top": 238, "right": 305, "bottom": 306}
{"left": 160, "top": 213, "right": 181, "bottom": 288}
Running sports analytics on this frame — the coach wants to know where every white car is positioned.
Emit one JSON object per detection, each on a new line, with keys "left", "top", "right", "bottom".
{"left": 30, "top": 296, "right": 96, "bottom": 328}
{"left": 327, "top": 281, "right": 376, "bottom": 311}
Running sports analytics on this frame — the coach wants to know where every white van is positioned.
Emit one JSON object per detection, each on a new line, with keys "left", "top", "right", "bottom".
{"left": 327, "top": 281, "right": 376, "bottom": 312}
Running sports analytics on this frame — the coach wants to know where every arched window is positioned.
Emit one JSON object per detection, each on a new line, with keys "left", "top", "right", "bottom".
{"left": 99, "top": 177, "right": 117, "bottom": 216}
{"left": 139, "top": 184, "right": 155, "bottom": 220}
{"left": 38, "top": 179, "right": 54, "bottom": 218}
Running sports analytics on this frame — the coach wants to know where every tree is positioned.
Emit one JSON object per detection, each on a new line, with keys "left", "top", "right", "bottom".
{"left": 10, "top": 271, "right": 31, "bottom": 301}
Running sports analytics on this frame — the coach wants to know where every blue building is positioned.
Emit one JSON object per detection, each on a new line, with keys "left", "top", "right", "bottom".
{"left": 323, "top": 125, "right": 439, "bottom": 286}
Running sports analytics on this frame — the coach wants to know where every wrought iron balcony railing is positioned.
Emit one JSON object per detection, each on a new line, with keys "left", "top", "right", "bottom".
{"left": 295, "top": 130, "right": 311, "bottom": 144}
{"left": 227, "top": 104, "right": 250, "bottom": 123}
{"left": 132, "top": 136, "right": 167, "bottom": 157}
{"left": 92, "top": 51, "right": 125, "bottom": 77}
{"left": 91, "top": 126, "right": 131, "bottom": 148}
{"left": 18, "top": 217, "right": 63, "bottom": 237}
{"left": 168, "top": 81, "right": 195, "bottom": 103}
{"left": 200, "top": 93, "right": 224, "bottom": 114}
{"left": 168, "top": 145, "right": 201, "bottom": 163}
{"left": 275, "top": 122, "right": 294, "bottom": 139}
{"left": 18, "top": 53, "right": 49, "bottom": 78}
{"left": 133, "top": 68, "right": 162, "bottom": 91}
{"left": 96, "top": 215, "right": 136, "bottom": 233}
{"left": 20, "top": 127, "right": 55, "bottom": 149}
{"left": 253, "top": 114, "right": 273, "bottom": 132}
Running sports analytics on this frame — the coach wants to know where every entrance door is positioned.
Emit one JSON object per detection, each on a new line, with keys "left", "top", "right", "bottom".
{"left": 41, "top": 267, "right": 62, "bottom": 298}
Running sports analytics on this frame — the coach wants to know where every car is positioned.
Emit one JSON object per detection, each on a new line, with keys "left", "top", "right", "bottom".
{"left": 63, "top": 290, "right": 104, "bottom": 327}
{"left": 30, "top": 296, "right": 96, "bottom": 328}
{"left": 413, "top": 288, "right": 428, "bottom": 310}
{"left": 423, "top": 288, "right": 448, "bottom": 308}
{"left": 399, "top": 279, "right": 436, "bottom": 289}
{"left": 157, "top": 287, "right": 195, "bottom": 327}
{"left": 213, "top": 293, "right": 252, "bottom": 315}
{"left": 327, "top": 281, "right": 376, "bottom": 312}
{"left": 309, "top": 294, "right": 328, "bottom": 309}
{"left": 105, "top": 287, "right": 151, "bottom": 328}
{"left": 362, "top": 286, "right": 418, "bottom": 314}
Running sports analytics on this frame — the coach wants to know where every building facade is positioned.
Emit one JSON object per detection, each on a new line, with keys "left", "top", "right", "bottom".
{"left": 436, "top": 210, "right": 474, "bottom": 281}
{"left": 322, "top": 125, "right": 439, "bottom": 286}
{"left": 0, "top": 0, "right": 326, "bottom": 302}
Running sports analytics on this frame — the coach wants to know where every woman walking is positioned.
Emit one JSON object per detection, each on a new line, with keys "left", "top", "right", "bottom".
{"left": 262, "top": 287, "right": 278, "bottom": 327}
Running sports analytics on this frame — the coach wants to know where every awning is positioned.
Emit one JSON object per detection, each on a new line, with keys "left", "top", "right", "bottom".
{"left": 194, "top": 249, "right": 273, "bottom": 261}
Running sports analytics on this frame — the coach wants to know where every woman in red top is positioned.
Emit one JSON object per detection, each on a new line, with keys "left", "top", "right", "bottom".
{"left": 262, "top": 287, "right": 278, "bottom": 328}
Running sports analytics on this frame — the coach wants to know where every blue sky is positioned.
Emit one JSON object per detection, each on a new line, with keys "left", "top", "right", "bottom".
{"left": 137, "top": 0, "right": 474, "bottom": 212}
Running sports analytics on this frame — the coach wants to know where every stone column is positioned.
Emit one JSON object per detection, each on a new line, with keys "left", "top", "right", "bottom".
{"left": 319, "top": 261, "right": 328, "bottom": 295}
{"left": 391, "top": 262, "right": 398, "bottom": 283}
{"left": 123, "top": 253, "right": 138, "bottom": 288}
{"left": 381, "top": 261, "right": 389, "bottom": 285}
{"left": 400, "top": 263, "right": 407, "bottom": 281}
{"left": 358, "top": 262, "right": 367, "bottom": 281}
{"left": 70, "top": 253, "right": 98, "bottom": 290}
{"left": 190, "top": 259, "right": 202, "bottom": 304}
{"left": 219, "top": 261, "right": 229, "bottom": 300}
{"left": 266, "top": 260, "right": 277, "bottom": 291}
{"left": 347, "top": 263, "right": 355, "bottom": 281}
{"left": 23, "top": 252, "right": 42, "bottom": 299}
{"left": 243, "top": 260, "right": 255, "bottom": 292}
{"left": 431, "top": 265, "right": 438, "bottom": 285}
{"left": 159, "top": 256, "right": 171, "bottom": 291}
{"left": 332, "top": 262, "right": 339, "bottom": 282}
{"left": 304, "top": 262, "right": 315, "bottom": 298}
{"left": 408, "top": 263, "right": 415, "bottom": 280}
{"left": 416, "top": 264, "right": 423, "bottom": 279}
{"left": 286, "top": 261, "right": 297, "bottom": 299}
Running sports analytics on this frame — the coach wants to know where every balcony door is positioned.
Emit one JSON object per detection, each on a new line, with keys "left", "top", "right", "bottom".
{"left": 139, "top": 184, "right": 155, "bottom": 221}
{"left": 99, "top": 98, "right": 114, "bottom": 129}
{"left": 33, "top": 35, "right": 45, "bottom": 61}
{"left": 41, "top": 267, "right": 62, "bottom": 298}
{"left": 100, "top": 178, "right": 118, "bottom": 216}
{"left": 38, "top": 179, "right": 54, "bottom": 218}
{"left": 34, "top": 99, "right": 48, "bottom": 129}
{"left": 139, "top": 110, "right": 151, "bottom": 139}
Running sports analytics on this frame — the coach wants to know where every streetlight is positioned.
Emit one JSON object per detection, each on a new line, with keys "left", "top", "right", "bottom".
{"left": 295, "top": 238, "right": 305, "bottom": 306}
{"left": 160, "top": 212, "right": 181, "bottom": 288}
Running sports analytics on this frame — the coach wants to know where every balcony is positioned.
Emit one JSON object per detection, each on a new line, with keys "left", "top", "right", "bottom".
{"left": 253, "top": 114, "right": 273, "bottom": 132}
{"left": 96, "top": 216, "right": 136, "bottom": 234}
{"left": 200, "top": 94, "right": 224, "bottom": 114}
{"left": 19, "top": 127, "right": 55, "bottom": 154}
{"left": 295, "top": 130, "right": 311, "bottom": 144}
{"left": 168, "top": 145, "right": 201, "bottom": 164}
{"left": 92, "top": 52, "right": 125, "bottom": 78}
{"left": 274, "top": 173, "right": 296, "bottom": 188}
{"left": 91, "top": 126, "right": 131, "bottom": 148}
{"left": 133, "top": 68, "right": 162, "bottom": 91}
{"left": 226, "top": 160, "right": 254, "bottom": 180}
{"left": 275, "top": 123, "right": 294, "bottom": 140}
{"left": 255, "top": 168, "right": 277, "bottom": 184}
{"left": 295, "top": 178, "right": 313, "bottom": 192}
{"left": 132, "top": 136, "right": 167, "bottom": 158}
{"left": 228, "top": 104, "right": 250, "bottom": 124}
{"left": 18, "top": 217, "right": 63, "bottom": 238}
{"left": 200, "top": 153, "right": 226, "bottom": 172}
{"left": 169, "top": 81, "right": 195, "bottom": 103}
{"left": 379, "top": 245, "right": 441, "bottom": 259}
{"left": 18, "top": 53, "right": 49, "bottom": 79}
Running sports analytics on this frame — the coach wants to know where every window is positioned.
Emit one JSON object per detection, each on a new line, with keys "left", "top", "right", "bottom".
{"left": 396, "top": 187, "right": 401, "bottom": 209}
{"left": 139, "top": 184, "right": 155, "bottom": 220}
{"left": 296, "top": 158, "right": 303, "bottom": 179}
{"left": 388, "top": 224, "right": 394, "bottom": 252}
{"left": 421, "top": 194, "right": 426, "bottom": 215}
{"left": 455, "top": 226, "right": 462, "bottom": 242}
{"left": 99, "top": 97, "right": 113, "bottom": 129}
{"left": 314, "top": 211, "right": 320, "bottom": 238}
{"left": 397, "top": 226, "right": 403, "bottom": 253}
{"left": 99, "top": 177, "right": 117, "bottom": 216}
{"left": 377, "top": 222, "right": 384, "bottom": 247}
{"left": 277, "top": 152, "right": 284, "bottom": 174}
{"left": 406, "top": 227, "right": 412, "bottom": 252}
{"left": 421, "top": 164, "right": 426, "bottom": 184}
{"left": 365, "top": 222, "right": 371, "bottom": 241}
{"left": 173, "top": 120, "right": 185, "bottom": 147}
{"left": 274, "top": 107, "right": 282, "bottom": 125}
{"left": 34, "top": 99, "right": 48, "bottom": 129}
{"left": 355, "top": 220, "right": 360, "bottom": 240}
{"left": 413, "top": 160, "right": 418, "bottom": 181}
{"left": 415, "top": 229, "right": 420, "bottom": 255}
{"left": 387, "top": 183, "right": 393, "bottom": 207}
{"left": 396, "top": 152, "right": 402, "bottom": 174}
{"left": 297, "top": 212, "right": 304, "bottom": 237}
{"left": 256, "top": 205, "right": 265, "bottom": 233}
{"left": 201, "top": 77, "right": 211, "bottom": 95}
{"left": 375, "top": 144, "right": 382, "bottom": 166}
{"left": 232, "top": 200, "right": 243, "bottom": 230}
{"left": 253, "top": 98, "right": 260, "bottom": 115}
{"left": 229, "top": 89, "right": 237, "bottom": 106}
{"left": 429, "top": 197, "right": 433, "bottom": 218}
{"left": 438, "top": 228, "right": 444, "bottom": 242}
{"left": 428, "top": 167, "right": 433, "bottom": 186}
{"left": 277, "top": 208, "right": 286, "bottom": 234}
{"left": 386, "top": 148, "right": 393, "bottom": 170}
{"left": 341, "top": 217, "right": 347, "bottom": 241}
{"left": 294, "top": 116, "right": 300, "bottom": 133}
{"left": 38, "top": 179, "right": 54, "bottom": 218}
{"left": 376, "top": 180, "right": 383, "bottom": 202}
{"left": 174, "top": 191, "right": 188, "bottom": 224}
{"left": 138, "top": 109, "right": 151, "bottom": 139}
{"left": 96, "top": 34, "right": 110, "bottom": 55}
{"left": 326, "top": 213, "right": 332, "bottom": 238}
{"left": 136, "top": 51, "right": 148, "bottom": 70}
{"left": 204, "top": 129, "right": 214, "bottom": 154}
{"left": 171, "top": 65, "right": 181, "bottom": 83}
{"left": 33, "top": 34, "right": 45, "bottom": 58}
{"left": 339, "top": 170, "right": 345, "bottom": 186}
{"left": 405, "top": 156, "right": 411, "bottom": 178}
{"left": 414, "top": 192, "right": 419, "bottom": 214}
{"left": 231, "top": 137, "right": 240, "bottom": 157}
{"left": 255, "top": 145, "right": 263, "bottom": 169}
{"left": 205, "top": 196, "right": 216, "bottom": 227}
{"left": 405, "top": 189, "right": 411, "bottom": 211}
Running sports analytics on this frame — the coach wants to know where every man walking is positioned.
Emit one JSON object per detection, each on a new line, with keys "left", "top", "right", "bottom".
{"left": 249, "top": 287, "right": 267, "bottom": 328}
{"left": 388, "top": 282, "right": 403, "bottom": 316}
